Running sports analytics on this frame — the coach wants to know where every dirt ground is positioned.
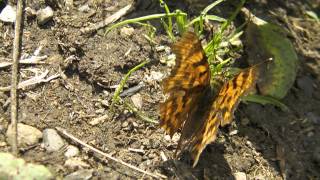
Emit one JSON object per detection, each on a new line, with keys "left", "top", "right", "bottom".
{"left": 0, "top": 0, "right": 320, "bottom": 179}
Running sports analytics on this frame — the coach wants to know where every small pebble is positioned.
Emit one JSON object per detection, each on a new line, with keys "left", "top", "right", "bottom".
{"left": 89, "top": 114, "right": 108, "bottom": 126}
{"left": 306, "top": 112, "right": 320, "bottom": 125}
{"left": 131, "top": 93, "right": 143, "bottom": 109}
{"left": 120, "top": 26, "right": 134, "bottom": 37}
{"left": 241, "top": 117, "right": 250, "bottom": 126}
{"left": 132, "top": 121, "right": 138, "bottom": 128}
{"left": 166, "top": 54, "right": 176, "bottom": 67}
{"left": 65, "top": 0, "right": 73, "bottom": 8}
{"left": 229, "top": 130, "right": 238, "bottom": 136}
{"left": 155, "top": 45, "right": 166, "bottom": 52}
{"left": 64, "top": 157, "right": 90, "bottom": 169}
{"left": 234, "top": 172, "right": 247, "bottom": 180}
{"left": 78, "top": 4, "right": 91, "bottom": 12}
{"left": 64, "top": 145, "right": 80, "bottom": 158}
{"left": 64, "top": 169, "right": 93, "bottom": 180}
{"left": 145, "top": 71, "right": 164, "bottom": 82}
{"left": 0, "top": 5, "right": 16, "bottom": 23}
{"left": 43, "top": 128, "right": 65, "bottom": 152}
{"left": 122, "top": 121, "right": 129, "bottom": 128}
{"left": 37, "top": 6, "right": 54, "bottom": 25}
{"left": 6, "top": 123, "right": 42, "bottom": 148}
{"left": 95, "top": 108, "right": 105, "bottom": 114}
{"left": 0, "top": 141, "right": 7, "bottom": 147}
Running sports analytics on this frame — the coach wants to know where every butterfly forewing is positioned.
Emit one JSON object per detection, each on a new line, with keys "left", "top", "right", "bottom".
{"left": 160, "top": 32, "right": 210, "bottom": 137}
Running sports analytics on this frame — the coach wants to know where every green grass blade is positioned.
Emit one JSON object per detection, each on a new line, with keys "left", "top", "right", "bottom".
{"left": 105, "top": 12, "right": 187, "bottom": 35}
{"left": 201, "top": 0, "right": 225, "bottom": 15}
{"left": 111, "top": 60, "right": 150, "bottom": 108}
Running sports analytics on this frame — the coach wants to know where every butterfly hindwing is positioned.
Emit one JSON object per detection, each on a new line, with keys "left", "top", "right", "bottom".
{"left": 189, "top": 66, "right": 259, "bottom": 166}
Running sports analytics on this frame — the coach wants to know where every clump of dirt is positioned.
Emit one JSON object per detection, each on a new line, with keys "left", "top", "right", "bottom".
{"left": 0, "top": 0, "right": 319, "bottom": 179}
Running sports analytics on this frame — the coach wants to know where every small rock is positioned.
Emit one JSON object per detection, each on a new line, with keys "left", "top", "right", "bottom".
{"left": 65, "top": 0, "right": 73, "bottom": 8}
{"left": 241, "top": 117, "right": 250, "bottom": 126}
{"left": 307, "top": 131, "right": 314, "bottom": 137}
{"left": 78, "top": 4, "right": 91, "bottom": 12}
{"left": 25, "top": 7, "right": 37, "bottom": 18}
{"left": 145, "top": 71, "right": 164, "bottom": 82}
{"left": 131, "top": 93, "right": 143, "bottom": 109}
{"left": 64, "top": 169, "right": 93, "bottom": 180}
{"left": 0, "top": 141, "right": 7, "bottom": 147}
{"left": 172, "top": 134, "right": 180, "bottom": 143}
{"left": 234, "top": 172, "right": 247, "bottom": 180}
{"left": 65, "top": 157, "right": 90, "bottom": 169}
{"left": 121, "top": 121, "right": 129, "bottom": 128}
{"left": 297, "top": 76, "right": 314, "bottom": 98}
{"left": 37, "top": 6, "right": 54, "bottom": 25}
{"left": 64, "top": 145, "right": 80, "bottom": 158}
{"left": 0, "top": 5, "right": 16, "bottom": 23}
{"left": 6, "top": 123, "right": 42, "bottom": 148}
{"left": 89, "top": 114, "right": 108, "bottom": 126}
{"left": 155, "top": 45, "right": 166, "bottom": 52}
{"left": 166, "top": 54, "right": 176, "bottom": 67}
{"left": 229, "top": 130, "right": 238, "bottom": 136}
{"left": 132, "top": 121, "right": 138, "bottom": 128}
{"left": 306, "top": 112, "right": 320, "bottom": 125}
{"left": 164, "top": 135, "right": 171, "bottom": 141}
{"left": 120, "top": 26, "right": 134, "bottom": 37}
{"left": 95, "top": 108, "right": 105, "bottom": 114}
{"left": 43, "top": 129, "right": 65, "bottom": 152}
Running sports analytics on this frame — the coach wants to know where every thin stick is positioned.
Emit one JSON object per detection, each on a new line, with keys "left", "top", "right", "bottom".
{"left": 0, "top": 55, "right": 47, "bottom": 69}
{"left": 8, "top": 0, "right": 24, "bottom": 156}
{"left": 0, "top": 71, "right": 60, "bottom": 92}
{"left": 81, "top": 3, "right": 133, "bottom": 34}
{"left": 55, "top": 127, "right": 167, "bottom": 179}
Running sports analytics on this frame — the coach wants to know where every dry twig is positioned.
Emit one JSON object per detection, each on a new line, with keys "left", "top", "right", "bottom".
{"left": 0, "top": 55, "right": 47, "bottom": 69}
{"left": 55, "top": 127, "right": 167, "bottom": 179}
{"left": 7, "top": 0, "right": 24, "bottom": 156}
{"left": 0, "top": 70, "right": 60, "bottom": 92}
{"left": 81, "top": 3, "right": 133, "bottom": 34}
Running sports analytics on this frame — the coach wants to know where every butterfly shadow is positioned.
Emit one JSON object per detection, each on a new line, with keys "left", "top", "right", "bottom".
{"left": 160, "top": 142, "right": 235, "bottom": 180}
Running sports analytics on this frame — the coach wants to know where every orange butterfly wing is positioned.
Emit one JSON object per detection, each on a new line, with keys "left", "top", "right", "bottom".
{"left": 160, "top": 31, "right": 261, "bottom": 167}
{"left": 160, "top": 32, "right": 210, "bottom": 137}
{"left": 187, "top": 66, "right": 259, "bottom": 167}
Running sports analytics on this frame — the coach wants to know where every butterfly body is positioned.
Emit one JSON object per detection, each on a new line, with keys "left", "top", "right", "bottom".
{"left": 160, "top": 32, "right": 261, "bottom": 167}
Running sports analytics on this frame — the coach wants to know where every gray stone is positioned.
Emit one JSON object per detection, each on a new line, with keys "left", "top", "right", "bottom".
{"left": 64, "top": 169, "right": 93, "bottom": 180}
{"left": 43, "top": 129, "right": 65, "bottom": 152}
{"left": 0, "top": 5, "right": 16, "bottom": 23}
{"left": 306, "top": 112, "right": 320, "bottom": 125}
{"left": 131, "top": 93, "right": 143, "bottom": 109}
{"left": 78, "top": 4, "right": 90, "bottom": 12}
{"left": 64, "top": 157, "right": 90, "bottom": 169}
{"left": 234, "top": 172, "right": 247, "bottom": 180}
{"left": 64, "top": 145, "right": 80, "bottom": 158}
{"left": 37, "top": 6, "right": 54, "bottom": 25}
{"left": 120, "top": 26, "right": 134, "bottom": 37}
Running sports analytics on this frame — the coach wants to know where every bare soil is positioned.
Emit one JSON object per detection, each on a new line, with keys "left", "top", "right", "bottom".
{"left": 0, "top": 0, "right": 319, "bottom": 179}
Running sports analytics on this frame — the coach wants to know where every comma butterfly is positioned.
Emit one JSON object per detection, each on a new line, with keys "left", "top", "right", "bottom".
{"left": 160, "top": 31, "right": 263, "bottom": 167}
